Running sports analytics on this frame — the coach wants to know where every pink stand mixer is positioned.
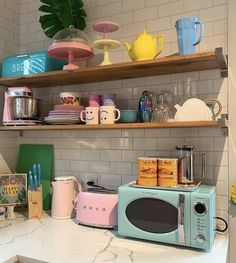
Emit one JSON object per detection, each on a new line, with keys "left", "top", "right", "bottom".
{"left": 3, "top": 87, "right": 42, "bottom": 126}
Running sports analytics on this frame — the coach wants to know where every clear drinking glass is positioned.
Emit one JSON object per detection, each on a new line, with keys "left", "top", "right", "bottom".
{"left": 152, "top": 94, "right": 172, "bottom": 122}
{"left": 184, "top": 77, "right": 196, "bottom": 99}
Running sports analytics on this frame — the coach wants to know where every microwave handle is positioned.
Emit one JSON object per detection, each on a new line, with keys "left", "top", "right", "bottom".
{"left": 178, "top": 194, "right": 185, "bottom": 245}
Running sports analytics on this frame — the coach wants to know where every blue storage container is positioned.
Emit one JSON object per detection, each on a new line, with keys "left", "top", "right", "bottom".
{"left": 1, "top": 51, "right": 66, "bottom": 77}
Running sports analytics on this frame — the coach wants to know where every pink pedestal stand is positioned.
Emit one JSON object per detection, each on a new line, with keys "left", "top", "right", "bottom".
{"left": 93, "top": 21, "right": 119, "bottom": 39}
{"left": 92, "top": 21, "right": 120, "bottom": 66}
{"left": 48, "top": 42, "right": 94, "bottom": 70}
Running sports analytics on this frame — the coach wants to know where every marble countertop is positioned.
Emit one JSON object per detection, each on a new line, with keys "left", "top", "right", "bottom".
{"left": 0, "top": 212, "right": 228, "bottom": 263}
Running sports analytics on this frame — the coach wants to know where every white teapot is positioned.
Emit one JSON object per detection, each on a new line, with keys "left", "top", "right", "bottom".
{"left": 174, "top": 98, "right": 215, "bottom": 121}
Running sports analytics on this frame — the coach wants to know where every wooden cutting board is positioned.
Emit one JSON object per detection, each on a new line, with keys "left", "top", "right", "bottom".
{"left": 16, "top": 144, "right": 53, "bottom": 210}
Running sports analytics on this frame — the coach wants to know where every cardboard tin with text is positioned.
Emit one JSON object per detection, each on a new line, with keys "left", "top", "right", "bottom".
{"left": 0, "top": 173, "right": 27, "bottom": 206}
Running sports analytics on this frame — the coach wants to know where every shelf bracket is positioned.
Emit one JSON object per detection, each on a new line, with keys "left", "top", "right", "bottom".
{"left": 215, "top": 47, "right": 228, "bottom": 78}
{"left": 217, "top": 114, "right": 228, "bottom": 136}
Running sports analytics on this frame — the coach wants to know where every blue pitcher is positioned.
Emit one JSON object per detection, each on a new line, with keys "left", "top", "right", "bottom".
{"left": 175, "top": 17, "right": 204, "bottom": 55}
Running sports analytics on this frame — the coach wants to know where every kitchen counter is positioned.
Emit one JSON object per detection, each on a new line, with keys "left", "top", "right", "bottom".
{"left": 0, "top": 212, "right": 228, "bottom": 263}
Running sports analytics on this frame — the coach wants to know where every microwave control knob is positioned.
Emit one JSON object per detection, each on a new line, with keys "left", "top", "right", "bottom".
{"left": 194, "top": 202, "right": 207, "bottom": 215}
{"left": 196, "top": 234, "right": 205, "bottom": 243}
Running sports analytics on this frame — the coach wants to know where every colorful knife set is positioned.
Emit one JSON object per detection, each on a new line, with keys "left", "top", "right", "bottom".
{"left": 28, "top": 164, "right": 41, "bottom": 191}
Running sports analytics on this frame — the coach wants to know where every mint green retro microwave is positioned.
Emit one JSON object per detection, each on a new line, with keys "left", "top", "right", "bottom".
{"left": 118, "top": 184, "right": 216, "bottom": 250}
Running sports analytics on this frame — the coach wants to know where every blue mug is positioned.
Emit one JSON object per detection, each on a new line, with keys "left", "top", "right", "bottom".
{"left": 175, "top": 17, "right": 204, "bottom": 55}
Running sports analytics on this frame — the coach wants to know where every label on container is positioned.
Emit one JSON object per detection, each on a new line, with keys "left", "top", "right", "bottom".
{"left": 137, "top": 157, "right": 158, "bottom": 186}
{"left": 158, "top": 158, "right": 178, "bottom": 187}
{"left": 0, "top": 173, "right": 27, "bottom": 205}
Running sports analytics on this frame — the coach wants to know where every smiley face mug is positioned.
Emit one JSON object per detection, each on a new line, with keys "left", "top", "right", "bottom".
{"left": 80, "top": 107, "right": 99, "bottom": 125}
{"left": 100, "top": 106, "right": 120, "bottom": 124}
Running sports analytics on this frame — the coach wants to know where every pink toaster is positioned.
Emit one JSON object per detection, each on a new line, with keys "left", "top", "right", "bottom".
{"left": 76, "top": 188, "right": 118, "bottom": 228}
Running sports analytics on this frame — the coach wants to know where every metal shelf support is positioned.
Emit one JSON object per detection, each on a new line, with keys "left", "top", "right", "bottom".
{"left": 215, "top": 47, "right": 228, "bottom": 78}
{"left": 217, "top": 114, "right": 228, "bottom": 136}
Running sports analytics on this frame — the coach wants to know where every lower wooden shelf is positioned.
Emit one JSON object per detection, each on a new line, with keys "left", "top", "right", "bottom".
{"left": 0, "top": 121, "right": 218, "bottom": 131}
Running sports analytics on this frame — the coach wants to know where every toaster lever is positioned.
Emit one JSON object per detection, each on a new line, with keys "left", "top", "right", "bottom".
{"left": 178, "top": 194, "right": 185, "bottom": 245}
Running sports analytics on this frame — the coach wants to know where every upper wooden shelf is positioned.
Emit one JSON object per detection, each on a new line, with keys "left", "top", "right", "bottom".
{"left": 0, "top": 48, "right": 227, "bottom": 88}
{"left": 0, "top": 121, "right": 218, "bottom": 131}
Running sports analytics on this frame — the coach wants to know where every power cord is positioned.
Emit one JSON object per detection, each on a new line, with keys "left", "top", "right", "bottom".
{"left": 214, "top": 217, "right": 228, "bottom": 232}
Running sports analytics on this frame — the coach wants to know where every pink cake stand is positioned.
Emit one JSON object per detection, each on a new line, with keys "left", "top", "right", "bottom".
{"left": 93, "top": 21, "right": 119, "bottom": 39}
{"left": 48, "top": 42, "right": 94, "bottom": 70}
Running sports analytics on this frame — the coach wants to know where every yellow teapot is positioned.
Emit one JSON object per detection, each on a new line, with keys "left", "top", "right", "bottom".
{"left": 124, "top": 29, "right": 164, "bottom": 61}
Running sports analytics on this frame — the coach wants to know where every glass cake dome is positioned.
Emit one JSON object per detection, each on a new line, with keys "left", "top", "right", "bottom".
{"left": 53, "top": 26, "right": 91, "bottom": 45}
{"left": 48, "top": 26, "right": 94, "bottom": 70}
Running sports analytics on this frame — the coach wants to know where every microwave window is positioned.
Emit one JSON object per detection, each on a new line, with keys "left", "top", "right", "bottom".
{"left": 126, "top": 198, "right": 178, "bottom": 233}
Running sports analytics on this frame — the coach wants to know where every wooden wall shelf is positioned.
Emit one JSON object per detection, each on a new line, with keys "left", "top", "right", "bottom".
{"left": 0, "top": 48, "right": 227, "bottom": 88}
{"left": 0, "top": 121, "right": 218, "bottom": 131}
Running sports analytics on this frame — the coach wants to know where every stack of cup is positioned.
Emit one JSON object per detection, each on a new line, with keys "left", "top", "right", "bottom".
{"left": 80, "top": 93, "right": 120, "bottom": 124}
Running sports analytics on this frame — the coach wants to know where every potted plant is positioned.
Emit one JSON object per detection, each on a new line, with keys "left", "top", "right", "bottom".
{"left": 39, "top": 0, "right": 87, "bottom": 38}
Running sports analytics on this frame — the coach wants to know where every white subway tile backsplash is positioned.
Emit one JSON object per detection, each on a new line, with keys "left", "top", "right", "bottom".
{"left": 133, "top": 7, "right": 157, "bottom": 22}
{"left": 216, "top": 180, "right": 228, "bottom": 196}
{"left": 111, "top": 138, "right": 132, "bottom": 150}
{"left": 145, "top": 128, "right": 171, "bottom": 137}
{"left": 71, "top": 138, "right": 91, "bottom": 149}
{"left": 214, "top": 166, "right": 228, "bottom": 181}
{"left": 170, "top": 128, "right": 199, "bottom": 137}
{"left": 133, "top": 138, "right": 157, "bottom": 150}
{"left": 122, "top": 150, "right": 145, "bottom": 162}
{"left": 110, "top": 162, "right": 133, "bottom": 175}
{"left": 90, "top": 161, "right": 110, "bottom": 173}
{"left": 158, "top": 0, "right": 184, "bottom": 17}
{"left": 100, "top": 150, "right": 122, "bottom": 162}
{"left": 158, "top": 137, "right": 185, "bottom": 150}
{"left": 0, "top": 0, "right": 229, "bottom": 215}
{"left": 61, "top": 149, "right": 80, "bottom": 160}
{"left": 185, "top": 137, "right": 214, "bottom": 151}
{"left": 101, "top": 2, "right": 122, "bottom": 17}
{"left": 122, "top": 129, "right": 145, "bottom": 138}
{"left": 122, "top": 0, "right": 145, "bottom": 11}
{"left": 214, "top": 137, "right": 228, "bottom": 152}
{"left": 200, "top": 5, "right": 227, "bottom": 22}
{"left": 70, "top": 160, "right": 90, "bottom": 172}
{"left": 184, "top": 0, "right": 212, "bottom": 12}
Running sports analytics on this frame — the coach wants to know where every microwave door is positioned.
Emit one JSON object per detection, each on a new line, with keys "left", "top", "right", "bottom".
{"left": 125, "top": 198, "right": 179, "bottom": 234}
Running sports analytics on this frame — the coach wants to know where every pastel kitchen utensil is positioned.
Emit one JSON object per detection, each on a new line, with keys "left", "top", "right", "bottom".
{"left": 175, "top": 17, "right": 204, "bottom": 55}
{"left": 92, "top": 21, "right": 121, "bottom": 65}
{"left": 51, "top": 176, "right": 82, "bottom": 219}
{"left": 174, "top": 98, "right": 213, "bottom": 121}
{"left": 124, "top": 29, "right": 164, "bottom": 61}
{"left": 80, "top": 107, "right": 100, "bottom": 125}
{"left": 100, "top": 105, "right": 120, "bottom": 124}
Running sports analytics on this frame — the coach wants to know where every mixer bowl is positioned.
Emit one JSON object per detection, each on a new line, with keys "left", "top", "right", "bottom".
{"left": 12, "top": 97, "right": 42, "bottom": 119}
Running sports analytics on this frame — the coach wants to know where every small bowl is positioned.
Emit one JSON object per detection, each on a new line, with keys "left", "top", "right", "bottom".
{"left": 120, "top": 110, "right": 138, "bottom": 123}
{"left": 60, "top": 92, "right": 82, "bottom": 105}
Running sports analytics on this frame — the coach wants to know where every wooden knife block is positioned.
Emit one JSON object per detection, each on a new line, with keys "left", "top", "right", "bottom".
{"left": 28, "top": 185, "right": 43, "bottom": 219}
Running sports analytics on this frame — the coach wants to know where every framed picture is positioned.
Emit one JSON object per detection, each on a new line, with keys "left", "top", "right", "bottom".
{"left": 0, "top": 173, "right": 27, "bottom": 206}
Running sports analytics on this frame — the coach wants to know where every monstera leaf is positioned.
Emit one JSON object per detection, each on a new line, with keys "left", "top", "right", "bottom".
{"left": 39, "top": 0, "right": 87, "bottom": 38}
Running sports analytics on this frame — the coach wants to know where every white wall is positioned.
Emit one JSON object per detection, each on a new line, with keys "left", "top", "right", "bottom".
{"left": 228, "top": 1, "right": 236, "bottom": 262}
{"left": 0, "top": 0, "right": 232, "bottom": 258}
{"left": 0, "top": 0, "right": 20, "bottom": 171}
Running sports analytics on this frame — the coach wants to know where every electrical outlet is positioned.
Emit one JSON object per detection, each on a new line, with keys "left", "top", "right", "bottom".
{"left": 79, "top": 174, "right": 98, "bottom": 190}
